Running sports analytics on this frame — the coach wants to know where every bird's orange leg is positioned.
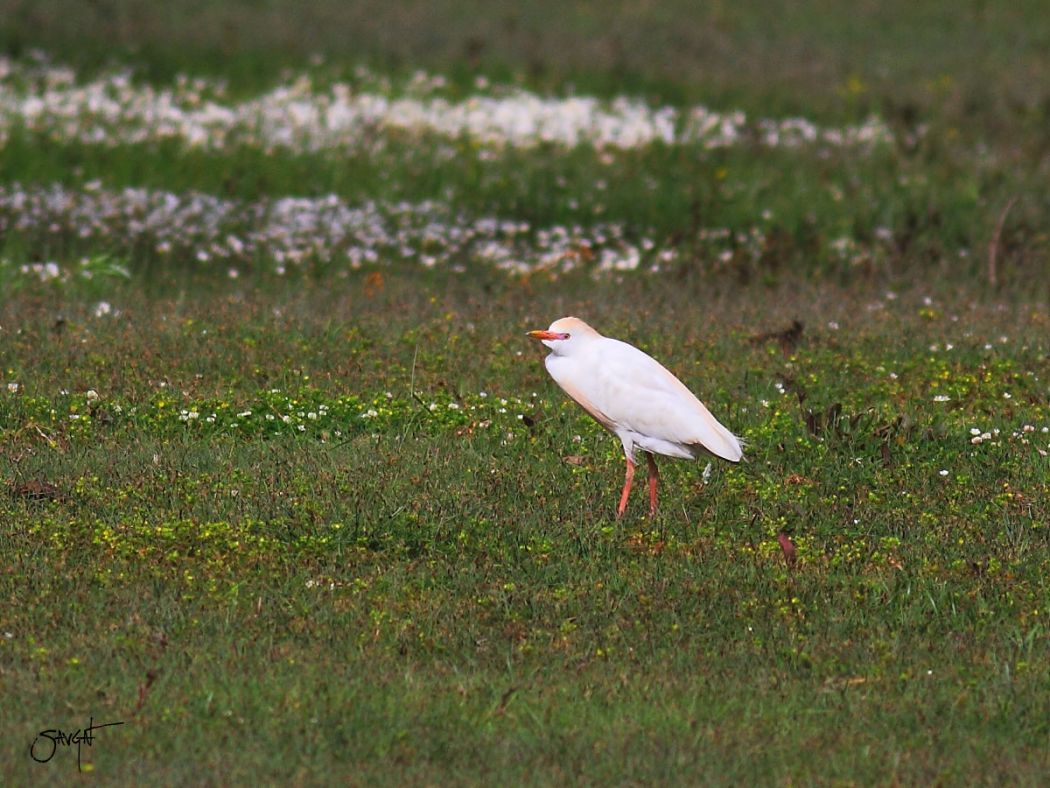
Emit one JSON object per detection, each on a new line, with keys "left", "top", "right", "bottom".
{"left": 616, "top": 458, "right": 636, "bottom": 519}
{"left": 646, "top": 452, "right": 659, "bottom": 516}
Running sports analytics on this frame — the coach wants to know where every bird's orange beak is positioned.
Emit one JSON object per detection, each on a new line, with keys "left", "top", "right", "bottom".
{"left": 527, "top": 330, "right": 570, "bottom": 341}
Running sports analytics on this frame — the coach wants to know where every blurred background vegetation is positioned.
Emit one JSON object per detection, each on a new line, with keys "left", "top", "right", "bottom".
{"left": 3, "top": 0, "right": 1050, "bottom": 140}
{"left": 2, "top": 1, "right": 1050, "bottom": 287}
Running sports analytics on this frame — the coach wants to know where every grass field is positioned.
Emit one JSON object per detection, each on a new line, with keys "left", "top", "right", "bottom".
{"left": 2, "top": 2, "right": 1050, "bottom": 784}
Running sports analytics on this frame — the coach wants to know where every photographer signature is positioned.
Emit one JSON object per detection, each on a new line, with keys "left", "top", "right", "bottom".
{"left": 30, "top": 717, "right": 125, "bottom": 772}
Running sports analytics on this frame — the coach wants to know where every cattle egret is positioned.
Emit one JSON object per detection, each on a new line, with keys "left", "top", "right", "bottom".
{"left": 527, "top": 316, "right": 743, "bottom": 518}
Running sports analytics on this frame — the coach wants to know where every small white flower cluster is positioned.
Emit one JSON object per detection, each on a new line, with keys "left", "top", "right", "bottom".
{"left": 970, "top": 427, "right": 987, "bottom": 444}
{"left": 970, "top": 424, "right": 1050, "bottom": 452}
{"left": 970, "top": 426, "right": 1001, "bottom": 445}
{"left": 0, "top": 55, "right": 895, "bottom": 154}
{"left": 305, "top": 578, "right": 346, "bottom": 591}
{"left": 19, "top": 261, "right": 61, "bottom": 281}
{"left": 1009, "top": 423, "right": 1049, "bottom": 448}
{"left": 0, "top": 182, "right": 658, "bottom": 276}
{"left": 93, "top": 301, "right": 118, "bottom": 318}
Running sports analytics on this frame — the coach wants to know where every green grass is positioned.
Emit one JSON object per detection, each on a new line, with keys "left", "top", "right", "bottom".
{"left": 2, "top": 1, "right": 1050, "bottom": 784}
{"left": 3, "top": 277, "right": 1050, "bottom": 783}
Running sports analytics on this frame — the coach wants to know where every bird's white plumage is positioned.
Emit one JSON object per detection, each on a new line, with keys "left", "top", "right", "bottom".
{"left": 536, "top": 317, "right": 743, "bottom": 464}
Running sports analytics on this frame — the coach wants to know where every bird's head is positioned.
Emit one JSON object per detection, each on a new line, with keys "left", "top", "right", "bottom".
{"left": 527, "top": 316, "right": 600, "bottom": 354}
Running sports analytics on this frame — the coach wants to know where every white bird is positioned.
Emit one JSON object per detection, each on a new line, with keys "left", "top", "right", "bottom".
{"left": 527, "top": 316, "right": 743, "bottom": 518}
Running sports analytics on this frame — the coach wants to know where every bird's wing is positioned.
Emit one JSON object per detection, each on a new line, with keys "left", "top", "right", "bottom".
{"left": 545, "top": 354, "right": 617, "bottom": 430}
{"left": 584, "top": 338, "right": 743, "bottom": 461}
